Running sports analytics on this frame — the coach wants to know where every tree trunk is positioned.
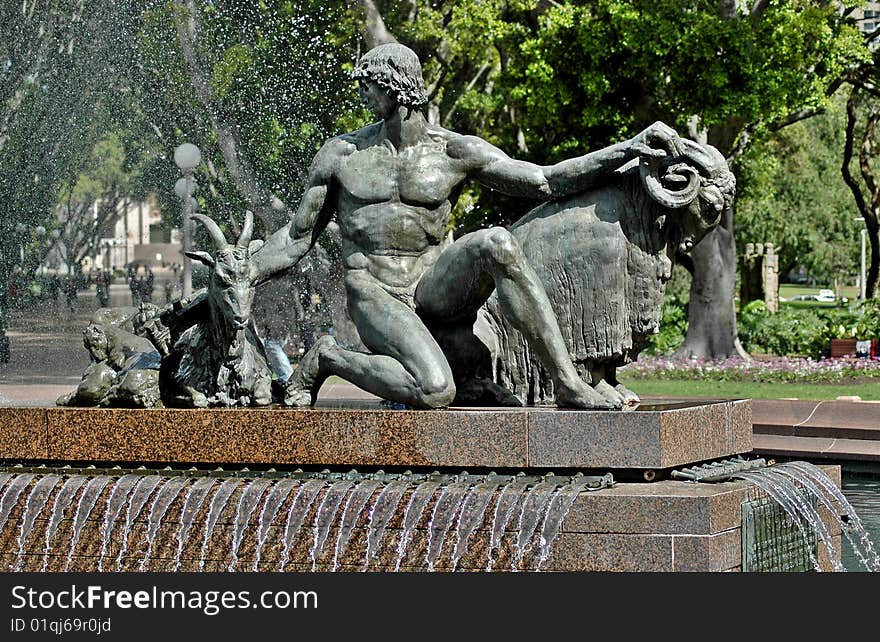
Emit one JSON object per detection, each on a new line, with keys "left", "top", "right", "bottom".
{"left": 675, "top": 205, "right": 747, "bottom": 359}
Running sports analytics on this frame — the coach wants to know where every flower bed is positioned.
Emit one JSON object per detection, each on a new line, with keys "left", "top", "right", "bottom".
{"left": 621, "top": 355, "right": 880, "bottom": 384}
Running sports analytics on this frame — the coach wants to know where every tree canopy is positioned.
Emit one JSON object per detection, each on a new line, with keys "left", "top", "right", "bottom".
{"left": 2, "top": 0, "right": 877, "bottom": 353}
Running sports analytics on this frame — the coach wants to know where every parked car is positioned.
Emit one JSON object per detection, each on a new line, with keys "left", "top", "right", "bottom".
{"left": 788, "top": 289, "right": 835, "bottom": 303}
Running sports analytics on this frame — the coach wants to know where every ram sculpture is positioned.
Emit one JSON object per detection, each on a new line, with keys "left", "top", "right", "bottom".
{"left": 440, "top": 137, "right": 736, "bottom": 409}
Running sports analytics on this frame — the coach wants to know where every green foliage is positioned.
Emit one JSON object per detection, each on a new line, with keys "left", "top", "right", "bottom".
{"left": 738, "top": 301, "right": 830, "bottom": 356}
{"left": 644, "top": 291, "right": 880, "bottom": 360}
{"left": 735, "top": 94, "right": 860, "bottom": 283}
{"left": 0, "top": 1, "right": 148, "bottom": 310}
{"left": 372, "top": 1, "right": 867, "bottom": 233}
{"left": 643, "top": 294, "right": 688, "bottom": 355}
{"left": 737, "top": 298, "right": 880, "bottom": 358}
{"left": 504, "top": 1, "right": 865, "bottom": 156}
{"left": 128, "top": 1, "right": 359, "bottom": 235}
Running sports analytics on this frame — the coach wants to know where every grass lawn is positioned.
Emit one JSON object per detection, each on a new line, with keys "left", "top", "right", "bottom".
{"left": 615, "top": 375, "right": 880, "bottom": 401}
{"left": 776, "top": 283, "right": 859, "bottom": 310}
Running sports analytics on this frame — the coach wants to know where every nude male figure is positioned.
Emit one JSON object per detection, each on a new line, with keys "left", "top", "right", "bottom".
{"left": 253, "top": 43, "right": 682, "bottom": 410}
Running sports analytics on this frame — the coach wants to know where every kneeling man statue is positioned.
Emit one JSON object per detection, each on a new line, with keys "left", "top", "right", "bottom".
{"left": 253, "top": 43, "right": 686, "bottom": 410}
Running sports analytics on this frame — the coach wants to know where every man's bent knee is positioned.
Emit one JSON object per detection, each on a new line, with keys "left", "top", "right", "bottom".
{"left": 475, "top": 227, "right": 524, "bottom": 269}
{"left": 416, "top": 375, "right": 456, "bottom": 409}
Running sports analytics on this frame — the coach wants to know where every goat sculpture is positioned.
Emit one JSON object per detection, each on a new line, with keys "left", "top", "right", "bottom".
{"left": 159, "top": 211, "right": 274, "bottom": 407}
{"left": 440, "top": 137, "right": 736, "bottom": 408}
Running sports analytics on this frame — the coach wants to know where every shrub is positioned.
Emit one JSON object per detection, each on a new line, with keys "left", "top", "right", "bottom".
{"left": 643, "top": 295, "right": 688, "bottom": 355}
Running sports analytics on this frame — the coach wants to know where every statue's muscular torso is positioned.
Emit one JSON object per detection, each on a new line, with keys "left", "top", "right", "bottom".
{"left": 328, "top": 123, "right": 469, "bottom": 290}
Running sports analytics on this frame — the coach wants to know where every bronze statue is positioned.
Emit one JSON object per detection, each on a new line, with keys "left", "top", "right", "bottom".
{"left": 443, "top": 138, "right": 735, "bottom": 407}
{"left": 61, "top": 43, "right": 732, "bottom": 411}
{"left": 57, "top": 306, "right": 162, "bottom": 408}
{"left": 252, "top": 43, "right": 686, "bottom": 410}
{"left": 160, "top": 211, "right": 274, "bottom": 407}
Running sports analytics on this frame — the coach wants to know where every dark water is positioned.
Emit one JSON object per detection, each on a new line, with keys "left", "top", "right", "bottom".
{"left": 841, "top": 472, "right": 880, "bottom": 572}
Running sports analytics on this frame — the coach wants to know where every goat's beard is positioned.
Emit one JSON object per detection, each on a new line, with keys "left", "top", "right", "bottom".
{"left": 215, "top": 327, "right": 261, "bottom": 406}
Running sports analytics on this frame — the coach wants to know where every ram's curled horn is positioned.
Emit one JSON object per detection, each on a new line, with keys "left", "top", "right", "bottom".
{"left": 640, "top": 157, "right": 701, "bottom": 209}
{"left": 191, "top": 214, "right": 229, "bottom": 250}
{"left": 237, "top": 210, "right": 254, "bottom": 251}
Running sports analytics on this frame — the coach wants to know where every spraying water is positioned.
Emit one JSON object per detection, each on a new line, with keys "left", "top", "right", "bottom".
{"left": 486, "top": 479, "right": 528, "bottom": 571}
{"left": 97, "top": 474, "right": 142, "bottom": 571}
{"left": 332, "top": 478, "right": 381, "bottom": 572}
{"left": 252, "top": 479, "right": 300, "bottom": 572}
{"left": 737, "top": 469, "right": 834, "bottom": 572}
{"left": 425, "top": 479, "right": 472, "bottom": 571}
{"left": 198, "top": 478, "right": 243, "bottom": 572}
{"left": 278, "top": 478, "right": 325, "bottom": 571}
{"left": 536, "top": 479, "right": 589, "bottom": 570}
{"left": 782, "top": 461, "right": 880, "bottom": 571}
{"left": 173, "top": 477, "right": 217, "bottom": 572}
{"left": 13, "top": 474, "right": 60, "bottom": 571}
{"left": 227, "top": 479, "right": 273, "bottom": 572}
{"left": 511, "top": 479, "right": 559, "bottom": 571}
{"left": 309, "top": 479, "right": 354, "bottom": 571}
{"left": 393, "top": 480, "right": 441, "bottom": 572}
{"left": 0, "top": 474, "right": 35, "bottom": 536}
{"left": 64, "top": 476, "right": 111, "bottom": 571}
{"left": 450, "top": 480, "right": 498, "bottom": 571}
{"left": 115, "top": 475, "right": 163, "bottom": 572}
{"left": 139, "top": 476, "right": 191, "bottom": 571}
{"left": 42, "top": 475, "right": 88, "bottom": 572}
{"left": 362, "top": 478, "right": 410, "bottom": 571}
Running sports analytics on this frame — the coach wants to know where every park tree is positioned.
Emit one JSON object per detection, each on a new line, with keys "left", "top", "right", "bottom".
{"left": 842, "top": 85, "right": 880, "bottom": 299}
{"left": 0, "top": 1, "right": 147, "bottom": 313}
{"left": 130, "top": 0, "right": 359, "bottom": 234}
{"left": 131, "top": 0, "right": 367, "bottom": 345}
{"left": 50, "top": 133, "right": 146, "bottom": 277}
{"left": 736, "top": 94, "right": 860, "bottom": 294}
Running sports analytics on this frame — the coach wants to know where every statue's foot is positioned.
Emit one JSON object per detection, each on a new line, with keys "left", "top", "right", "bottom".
{"left": 593, "top": 379, "right": 627, "bottom": 409}
{"left": 555, "top": 378, "right": 621, "bottom": 410}
{"left": 614, "top": 382, "right": 640, "bottom": 406}
{"left": 253, "top": 376, "right": 273, "bottom": 406}
{"left": 283, "top": 335, "right": 335, "bottom": 407}
{"left": 175, "top": 386, "right": 208, "bottom": 408}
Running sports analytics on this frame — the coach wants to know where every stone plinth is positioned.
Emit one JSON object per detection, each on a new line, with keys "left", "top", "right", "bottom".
{"left": 0, "top": 398, "right": 844, "bottom": 573}
{"left": 0, "top": 399, "right": 751, "bottom": 471}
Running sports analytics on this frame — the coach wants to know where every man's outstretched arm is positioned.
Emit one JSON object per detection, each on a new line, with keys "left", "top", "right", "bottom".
{"left": 451, "top": 121, "right": 681, "bottom": 199}
{"left": 251, "top": 140, "right": 345, "bottom": 283}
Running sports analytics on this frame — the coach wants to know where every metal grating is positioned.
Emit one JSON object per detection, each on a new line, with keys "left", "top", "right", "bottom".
{"left": 742, "top": 495, "right": 818, "bottom": 572}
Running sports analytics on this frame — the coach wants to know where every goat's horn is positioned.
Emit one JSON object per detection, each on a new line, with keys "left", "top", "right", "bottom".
{"left": 237, "top": 210, "right": 254, "bottom": 250}
{"left": 640, "top": 159, "right": 701, "bottom": 209}
{"left": 191, "top": 214, "right": 228, "bottom": 249}
{"left": 678, "top": 138, "right": 727, "bottom": 177}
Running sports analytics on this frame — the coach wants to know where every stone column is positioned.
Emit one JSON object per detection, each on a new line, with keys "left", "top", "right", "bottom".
{"left": 762, "top": 243, "right": 779, "bottom": 313}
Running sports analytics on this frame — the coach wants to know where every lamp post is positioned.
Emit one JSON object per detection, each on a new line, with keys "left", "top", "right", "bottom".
{"left": 861, "top": 227, "right": 867, "bottom": 302}
{"left": 34, "top": 226, "right": 46, "bottom": 275}
{"left": 174, "top": 142, "right": 201, "bottom": 298}
{"left": 854, "top": 217, "right": 868, "bottom": 302}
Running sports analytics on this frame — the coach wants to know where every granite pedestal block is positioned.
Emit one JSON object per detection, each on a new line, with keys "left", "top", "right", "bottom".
{"left": 0, "top": 398, "right": 751, "bottom": 471}
{"left": 0, "top": 398, "right": 844, "bottom": 572}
